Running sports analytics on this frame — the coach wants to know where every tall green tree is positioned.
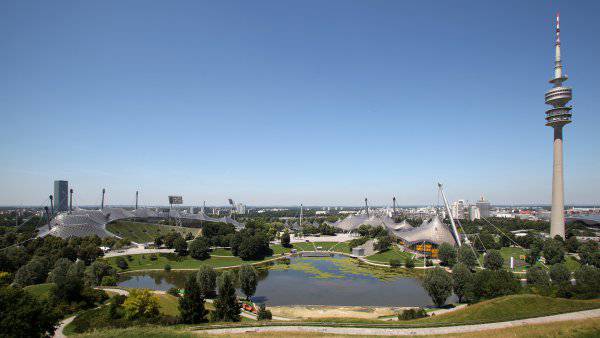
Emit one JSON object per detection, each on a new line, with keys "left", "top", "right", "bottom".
{"left": 452, "top": 263, "right": 472, "bottom": 303}
{"left": 212, "top": 271, "right": 240, "bottom": 322}
{"left": 457, "top": 245, "right": 478, "bottom": 270}
{"left": 238, "top": 264, "right": 259, "bottom": 300}
{"left": 483, "top": 250, "right": 504, "bottom": 270}
{"left": 179, "top": 274, "right": 206, "bottom": 323}
{"left": 189, "top": 237, "right": 211, "bottom": 260}
{"left": 173, "top": 237, "right": 188, "bottom": 256}
{"left": 196, "top": 265, "right": 217, "bottom": 298}
{"left": 0, "top": 286, "right": 60, "bottom": 338}
{"left": 280, "top": 230, "right": 291, "bottom": 248}
{"left": 543, "top": 239, "right": 565, "bottom": 265}
{"left": 422, "top": 267, "right": 453, "bottom": 307}
{"left": 438, "top": 243, "right": 457, "bottom": 267}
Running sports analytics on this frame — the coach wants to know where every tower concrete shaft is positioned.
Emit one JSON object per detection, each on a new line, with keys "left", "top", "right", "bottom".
{"left": 545, "top": 12, "right": 572, "bottom": 239}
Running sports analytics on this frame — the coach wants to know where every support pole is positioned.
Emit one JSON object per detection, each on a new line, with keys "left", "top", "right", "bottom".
{"left": 69, "top": 189, "right": 73, "bottom": 213}
{"left": 49, "top": 195, "right": 54, "bottom": 215}
{"left": 101, "top": 188, "right": 105, "bottom": 209}
{"left": 438, "top": 183, "right": 462, "bottom": 247}
{"left": 365, "top": 198, "right": 369, "bottom": 216}
{"left": 135, "top": 191, "right": 139, "bottom": 209}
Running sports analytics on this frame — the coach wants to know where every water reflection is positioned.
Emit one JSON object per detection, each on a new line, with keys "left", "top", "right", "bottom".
{"left": 118, "top": 255, "right": 453, "bottom": 307}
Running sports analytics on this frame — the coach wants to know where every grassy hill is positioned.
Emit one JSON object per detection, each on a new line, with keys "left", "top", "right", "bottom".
{"left": 366, "top": 246, "right": 414, "bottom": 264}
{"left": 106, "top": 220, "right": 202, "bottom": 243}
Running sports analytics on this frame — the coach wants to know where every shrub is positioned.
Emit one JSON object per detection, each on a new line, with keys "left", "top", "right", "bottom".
{"left": 149, "top": 254, "right": 158, "bottom": 261}
{"left": 483, "top": 250, "right": 504, "bottom": 270}
{"left": 116, "top": 257, "right": 128, "bottom": 270}
{"left": 122, "top": 289, "right": 160, "bottom": 320}
{"left": 84, "top": 261, "right": 117, "bottom": 286}
{"left": 281, "top": 230, "right": 291, "bottom": 248}
{"left": 389, "top": 258, "right": 403, "bottom": 268}
{"left": 438, "top": 243, "right": 457, "bottom": 267}
{"left": 422, "top": 267, "right": 453, "bottom": 307}
{"left": 167, "top": 287, "right": 180, "bottom": 297}
{"left": 374, "top": 236, "right": 392, "bottom": 252}
{"left": 405, "top": 257, "right": 415, "bottom": 269}
{"left": 398, "top": 308, "right": 427, "bottom": 320}
{"left": 256, "top": 303, "right": 272, "bottom": 320}
{"left": 426, "top": 259, "right": 434, "bottom": 267}
{"left": 126, "top": 255, "right": 133, "bottom": 261}
{"left": 100, "top": 275, "right": 117, "bottom": 286}
{"left": 164, "top": 264, "right": 171, "bottom": 272}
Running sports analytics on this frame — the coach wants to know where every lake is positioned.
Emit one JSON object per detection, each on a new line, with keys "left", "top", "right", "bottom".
{"left": 118, "top": 255, "right": 452, "bottom": 306}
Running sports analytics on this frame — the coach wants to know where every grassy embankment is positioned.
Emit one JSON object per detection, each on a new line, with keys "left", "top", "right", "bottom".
{"left": 365, "top": 246, "right": 414, "bottom": 264}
{"left": 106, "top": 220, "right": 202, "bottom": 243}
{"left": 68, "top": 295, "right": 600, "bottom": 337}
{"left": 23, "top": 282, "right": 54, "bottom": 299}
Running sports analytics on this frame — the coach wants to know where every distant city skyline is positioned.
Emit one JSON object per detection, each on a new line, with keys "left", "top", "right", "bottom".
{"left": 2, "top": 1, "right": 599, "bottom": 206}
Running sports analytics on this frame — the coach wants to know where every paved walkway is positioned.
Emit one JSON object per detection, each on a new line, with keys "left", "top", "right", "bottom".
{"left": 198, "top": 308, "right": 600, "bottom": 336}
{"left": 53, "top": 315, "right": 76, "bottom": 338}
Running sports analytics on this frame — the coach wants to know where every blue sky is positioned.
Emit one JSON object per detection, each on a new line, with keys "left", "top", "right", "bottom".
{"left": 1, "top": 1, "right": 599, "bottom": 207}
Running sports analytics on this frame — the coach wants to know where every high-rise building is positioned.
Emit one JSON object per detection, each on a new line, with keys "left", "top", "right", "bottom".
{"left": 53, "top": 180, "right": 68, "bottom": 212}
{"left": 451, "top": 200, "right": 466, "bottom": 219}
{"left": 468, "top": 205, "right": 481, "bottom": 221}
{"left": 476, "top": 196, "right": 491, "bottom": 218}
{"left": 545, "top": 13, "right": 572, "bottom": 239}
{"left": 235, "top": 203, "right": 246, "bottom": 214}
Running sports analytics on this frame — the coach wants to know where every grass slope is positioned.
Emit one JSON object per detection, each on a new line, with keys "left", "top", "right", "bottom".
{"left": 366, "top": 246, "right": 413, "bottom": 264}
{"left": 23, "top": 282, "right": 54, "bottom": 299}
{"left": 407, "top": 294, "right": 600, "bottom": 326}
{"left": 106, "top": 221, "right": 202, "bottom": 243}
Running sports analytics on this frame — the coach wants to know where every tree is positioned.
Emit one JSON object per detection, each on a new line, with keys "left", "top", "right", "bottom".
{"left": 422, "top": 268, "right": 453, "bottom": 307}
{"left": 238, "top": 234, "right": 271, "bottom": 261}
{"left": 189, "top": 237, "right": 211, "bottom": 260}
{"left": 212, "top": 271, "right": 240, "bottom": 322}
{"left": 578, "top": 242, "right": 600, "bottom": 268}
{"left": 0, "top": 286, "right": 60, "bottom": 338}
{"left": 452, "top": 263, "right": 473, "bottom": 303}
{"left": 196, "top": 265, "right": 217, "bottom": 298}
{"left": 526, "top": 266, "right": 551, "bottom": 290}
{"left": 179, "top": 274, "right": 206, "bottom": 323}
{"left": 280, "top": 230, "right": 291, "bottom": 248}
{"left": 238, "top": 264, "right": 259, "bottom": 300}
{"left": 77, "top": 243, "right": 103, "bottom": 265}
{"left": 374, "top": 236, "right": 392, "bottom": 252}
{"left": 154, "top": 236, "right": 164, "bottom": 248}
{"left": 122, "top": 289, "right": 160, "bottom": 320}
{"left": 14, "top": 257, "right": 49, "bottom": 286}
{"left": 469, "top": 270, "right": 521, "bottom": 302}
{"left": 84, "top": 261, "right": 116, "bottom": 286}
{"left": 173, "top": 237, "right": 188, "bottom": 256}
{"left": 475, "top": 232, "right": 500, "bottom": 251}
{"left": 543, "top": 239, "right": 565, "bottom": 265}
{"left": 116, "top": 256, "right": 128, "bottom": 270}
{"left": 565, "top": 236, "right": 580, "bottom": 253}
{"left": 357, "top": 224, "right": 371, "bottom": 237}
{"left": 229, "top": 233, "right": 243, "bottom": 256}
{"left": 438, "top": 243, "right": 457, "bottom": 267}
{"left": 572, "top": 265, "right": 600, "bottom": 299}
{"left": 405, "top": 257, "right": 415, "bottom": 269}
{"left": 457, "top": 245, "right": 478, "bottom": 270}
{"left": 549, "top": 263, "right": 571, "bottom": 286}
{"left": 483, "top": 250, "right": 504, "bottom": 270}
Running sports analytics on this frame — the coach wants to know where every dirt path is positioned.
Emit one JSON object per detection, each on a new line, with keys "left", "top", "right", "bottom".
{"left": 198, "top": 308, "right": 600, "bottom": 336}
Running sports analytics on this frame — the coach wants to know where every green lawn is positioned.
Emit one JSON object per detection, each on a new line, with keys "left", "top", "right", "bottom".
{"left": 105, "top": 252, "right": 275, "bottom": 271}
{"left": 406, "top": 294, "right": 600, "bottom": 326}
{"left": 24, "top": 283, "right": 54, "bottom": 299}
{"left": 279, "top": 241, "right": 351, "bottom": 253}
{"left": 365, "top": 246, "right": 414, "bottom": 264}
{"left": 106, "top": 220, "right": 202, "bottom": 243}
{"left": 156, "top": 293, "right": 180, "bottom": 316}
{"left": 211, "top": 248, "right": 234, "bottom": 256}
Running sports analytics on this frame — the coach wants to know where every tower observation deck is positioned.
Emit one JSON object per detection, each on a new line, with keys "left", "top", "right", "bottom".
{"left": 545, "top": 12, "right": 573, "bottom": 239}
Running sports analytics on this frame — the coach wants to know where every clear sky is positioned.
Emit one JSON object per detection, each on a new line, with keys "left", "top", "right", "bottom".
{"left": 1, "top": 1, "right": 599, "bottom": 207}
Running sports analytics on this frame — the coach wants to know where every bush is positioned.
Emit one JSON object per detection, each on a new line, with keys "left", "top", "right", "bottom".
{"left": 374, "top": 236, "right": 392, "bottom": 252}
{"left": 256, "top": 303, "right": 272, "bottom": 320}
{"left": 422, "top": 267, "right": 453, "bottom": 307}
{"left": 483, "top": 250, "right": 504, "bottom": 270}
{"left": 438, "top": 243, "right": 457, "bottom": 267}
{"left": 426, "top": 259, "right": 434, "bottom": 267}
{"left": 164, "top": 264, "right": 171, "bottom": 272}
{"left": 389, "top": 258, "right": 403, "bottom": 268}
{"left": 149, "top": 254, "right": 158, "bottom": 261}
{"left": 398, "top": 307, "right": 427, "bottom": 320}
{"left": 116, "top": 257, "right": 128, "bottom": 270}
{"left": 122, "top": 289, "right": 160, "bottom": 320}
{"left": 84, "top": 261, "right": 117, "bottom": 286}
{"left": 167, "top": 287, "right": 180, "bottom": 297}
{"left": 405, "top": 257, "right": 415, "bottom": 269}
{"left": 281, "top": 230, "right": 291, "bottom": 248}
{"left": 101, "top": 275, "right": 117, "bottom": 286}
